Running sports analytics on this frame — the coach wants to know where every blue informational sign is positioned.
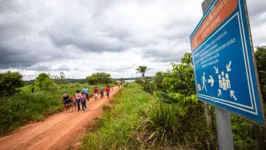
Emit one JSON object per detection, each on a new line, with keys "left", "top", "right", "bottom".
{"left": 190, "top": 0, "right": 264, "bottom": 123}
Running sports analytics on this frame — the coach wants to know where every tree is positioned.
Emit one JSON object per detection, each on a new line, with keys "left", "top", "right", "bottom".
{"left": 52, "top": 75, "right": 59, "bottom": 84}
{"left": 35, "top": 73, "right": 54, "bottom": 89}
{"left": 120, "top": 78, "right": 125, "bottom": 85}
{"left": 136, "top": 65, "right": 150, "bottom": 77}
{"left": 135, "top": 78, "right": 144, "bottom": 84}
{"left": 95, "top": 72, "right": 112, "bottom": 84}
{"left": 52, "top": 72, "right": 65, "bottom": 84}
{"left": 86, "top": 76, "right": 98, "bottom": 85}
{"left": 163, "top": 53, "right": 195, "bottom": 95}
{"left": 0, "top": 71, "right": 24, "bottom": 96}
{"left": 255, "top": 46, "right": 266, "bottom": 101}
{"left": 59, "top": 72, "right": 65, "bottom": 84}
{"left": 152, "top": 72, "right": 166, "bottom": 91}
{"left": 86, "top": 72, "right": 112, "bottom": 85}
{"left": 181, "top": 53, "right": 192, "bottom": 65}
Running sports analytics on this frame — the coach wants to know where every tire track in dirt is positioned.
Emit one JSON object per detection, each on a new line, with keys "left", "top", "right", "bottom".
{"left": 0, "top": 86, "right": 121, "bottom": 150}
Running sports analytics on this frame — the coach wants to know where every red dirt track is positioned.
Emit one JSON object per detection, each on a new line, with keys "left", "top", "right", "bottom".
{"left": 0, "top": 86, "right": 120, "bottom": 150}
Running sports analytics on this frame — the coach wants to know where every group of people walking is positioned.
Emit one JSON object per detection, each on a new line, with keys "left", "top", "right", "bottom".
{"left": 62, "top": 85, "right": 111, "bottom": 112}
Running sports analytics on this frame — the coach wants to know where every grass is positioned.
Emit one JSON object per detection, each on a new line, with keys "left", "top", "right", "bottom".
{"left": 0, "top": 91, "right": 62, "bottom": 135}
{"left": 0, "top": 82, "right": 112, "bottom": 135}
{"left": 80, "top": 83, "right": 152, "bottom": 150}
{"left": 80, "top": 83, "right": 216, "bottom": 149}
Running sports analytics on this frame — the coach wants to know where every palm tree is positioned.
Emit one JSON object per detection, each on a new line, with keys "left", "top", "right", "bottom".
{"left": 136, "top": 65, "right": 150, "bottom": 78}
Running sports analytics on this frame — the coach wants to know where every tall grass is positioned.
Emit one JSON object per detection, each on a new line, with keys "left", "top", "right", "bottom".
{"left": 80, "top": 83, "right": 217, "bottom": 149}
{"left": 133, "top": 93, "right": 217, "bottom": 149}
{"left": 80, "top": 83, "right": 152, "bottom": 149}
{"left": 0, "top": 91, "right": 62, "bottom": 135}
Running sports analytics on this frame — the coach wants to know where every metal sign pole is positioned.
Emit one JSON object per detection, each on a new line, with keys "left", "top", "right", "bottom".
{"left": 201, "top": 1, "right": 234, "bottom": 150}
{"left": 215, "top": 107, "right": 234, "bottom": 150}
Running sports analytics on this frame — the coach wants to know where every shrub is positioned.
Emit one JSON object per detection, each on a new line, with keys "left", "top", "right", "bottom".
{"left": 134, "top": 92, "right": 217, "bottom": 149}
{"left": 0, "top": 71, "right": 24, "bottom": 96}
{"left": 35, "top": 73, "right": 54, "bottom": 89}
{"left": 86, "top": 72, "right": 112, "bottom": 85}
{"left": 0, "top": 91, "right": 62, "bottom": 135}
{"left": 135, "top": 78, "right": 144, "bottom": 84}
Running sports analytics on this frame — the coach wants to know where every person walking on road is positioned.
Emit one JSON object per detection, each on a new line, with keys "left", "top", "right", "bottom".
{"left": 83, "top": 87, "right": 89, "bottom": 100}
{"left": 81, "top": 92, "right": 87, "bottom": 112}
{"left": 100, "top": 87, "right": 104, "bottom": 98}
{"left": 72, "top": 94, "right": 77, "bottom": 111}
{"left": 106, "top": 85, "right": 110, "bottom": 99}
{"left": 83, "top": 86, "right": 88, "bottom": 108}
{"left": 75, "top": 90, "right": 81, "bottom": 111}
{"left": 62, "top": 92, "right": 70, "bottom": 112}
{"left": 93, "top": 87, "right": 98, "bottom": 100}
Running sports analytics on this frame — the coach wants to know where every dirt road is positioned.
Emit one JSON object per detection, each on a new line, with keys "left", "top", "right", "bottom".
{"left": 0, "top": 86, "right": 120, "bottom": 150}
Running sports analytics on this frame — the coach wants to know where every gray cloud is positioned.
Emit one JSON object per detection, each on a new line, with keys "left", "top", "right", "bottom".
{"left": 0, "top": 44, "right": 38, "bottom": 69}
{"left": 95, "top": 64, "right": 134, "bottom": 72}
{"left": 52, "top": 65, "right": 71, "bottom": 71}
{"left": 143, "top": 48, "right": 186, "bottom": 63}
{"left": 247, "top": 0, "right": 266, "bottom": 18}
{"left": 0, "top": 0, "right": 265, "bottom": 79}
{"left": 49, "top": 32, "right": 128, "bottom": 52}
{"left": 26, "top": 64, "right": 51, "bottom": 71}
{"left": 26, "top": 64, "right": 71, "bottom": 72}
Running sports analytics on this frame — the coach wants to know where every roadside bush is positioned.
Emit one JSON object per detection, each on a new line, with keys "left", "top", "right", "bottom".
{"left": 0, "top": 71, "right": 24, "bottom": 96}
{"left": 35, "top": 73, "right": 54, "bottom": 90}
{"left": 134, "top": 92, "right": 217, "bottom": 149}
{"left": 142, "top": 80, "right": 155, "bottom": 94}
{"left": 86, "top": 72, "right": 112, "bottom": 85}
{"left": 155, "top": 91, "right": 176, "bottom": 103}
{"left": 135, "top": 78, "right": 144, "bottom": 84}
{"left": 0, "top": 91, "right": 62, "bottom": 135}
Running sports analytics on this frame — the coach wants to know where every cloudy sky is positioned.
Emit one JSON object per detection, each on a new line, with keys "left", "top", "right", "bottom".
{"left": 0, "top": 0, "right": 265, "bottom": 80}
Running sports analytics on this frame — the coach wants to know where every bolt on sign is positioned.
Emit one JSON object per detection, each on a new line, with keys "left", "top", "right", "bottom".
{"left": 190, "top": 0, "right": 265, "bottom": 124}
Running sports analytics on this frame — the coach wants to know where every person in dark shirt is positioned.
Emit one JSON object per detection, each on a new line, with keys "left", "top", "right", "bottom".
{"left": 62, "top": 92, "right": 70, "bottom": 111}
{"left": 100, "top": 87, "right": 104, "bottom": 98}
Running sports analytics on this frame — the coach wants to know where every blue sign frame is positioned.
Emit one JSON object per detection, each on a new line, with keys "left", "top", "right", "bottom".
{"left": 190, "top": 0, "right": 264, "bottom": 123}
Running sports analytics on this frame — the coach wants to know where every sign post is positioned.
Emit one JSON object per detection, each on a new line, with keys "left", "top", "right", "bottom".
{"left": 202, "top": 1, "right": 234, "bottom": 150}
{"left": 191, "top": 0, "right": 265, "bottom": 149}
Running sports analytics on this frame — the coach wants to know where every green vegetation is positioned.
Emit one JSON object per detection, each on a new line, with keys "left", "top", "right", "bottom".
{"left": 132, "top": 53, "right": 218, "bottom": 149}
{"left": 80, "top": 82, "right": 215, "bottom": 149}
{"left": 0, "top": 91, "right": 62, "bottom": 134}
{"left": 255, "top": 46, "right": 266, "bottom": 102}
{"left": 52, "top": 72, "right": 66, "bottom": 85}
{"left": 0, "top": 71, "right": 24, "bottom": 96}
{"left": 135, "top": 52, "right": 265, "bottom": 149}
{"left": 136, "top": 65, "right": 150, "bottom": 77}
{"left": 86, "top": 72, "right": 113, "bottom": 85}
{"left": 81, "top": 49, "right": 266, "bottom": 149}
{"left": 35, "top": 73, "right": 54, "bottom": 89}
{"left": 80, "top": 83, "right": 152, "bottom": 149}
{"left": 0, "top": 72, "right": 115, "bottom": 135}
